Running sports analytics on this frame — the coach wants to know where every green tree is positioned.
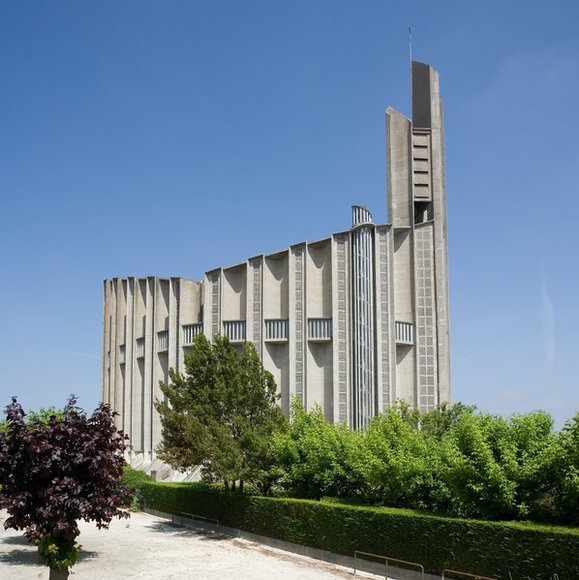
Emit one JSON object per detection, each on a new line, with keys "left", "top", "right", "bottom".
{"left": 532, "top": 412, "right": 579, "bottom": 524}
{"left": 420, "top": 402, "right": 476, "bottom": 439}
{"left": 441, "top": 411, "right": 520, "bottom": 519}
{"left": 274, "top": 400, "right": 365, "bottom": 500}
{"left": 507, "top": 411, "right": 556, "bottom": 519}
{"left": 155, "top": 334, "right": 286, "bottom": 492}
{"left": 362, "top": 406, "right": 451, "bottom": 511}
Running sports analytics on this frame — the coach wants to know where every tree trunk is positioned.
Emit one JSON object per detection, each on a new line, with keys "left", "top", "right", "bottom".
{"left": 239, "top": 480, "right": 244, "bottom": 493}
{"left": 49, "top": 568, "right": 69, "bottom": 580}
{"left": 224, "top": 480, "right": 229, "bottom": 492}
{"left": 231, "top": 480, "right": 236, "bottom": 492}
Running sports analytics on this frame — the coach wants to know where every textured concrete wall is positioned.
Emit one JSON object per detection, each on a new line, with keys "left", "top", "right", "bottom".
{"left": 102, "top": 61, "right": 452, "bottom": 459}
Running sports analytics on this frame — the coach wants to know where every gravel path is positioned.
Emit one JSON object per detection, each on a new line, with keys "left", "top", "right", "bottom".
{"left": 0, "top": 510, "right": 371, "bottom": 579}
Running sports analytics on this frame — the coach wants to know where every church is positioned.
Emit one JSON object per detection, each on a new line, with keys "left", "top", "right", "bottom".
{"left": 102, "top": 61, "right": 451, "bottom": 476}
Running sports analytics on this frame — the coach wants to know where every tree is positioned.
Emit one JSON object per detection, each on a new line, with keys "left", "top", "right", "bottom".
{"left": 0, "top": 397, "right": 131, "bottom": 580}
{"left": 155, "top": 334, "right": 287, "bottom": 491}
{"left": 274, "top": 399, "right": 365, "bottom": 500}
{"left": 362, "top": 406, "right": 451, "bottom": 511}
{"left": 531, "top": 411, "right": 579, "bottom": 524}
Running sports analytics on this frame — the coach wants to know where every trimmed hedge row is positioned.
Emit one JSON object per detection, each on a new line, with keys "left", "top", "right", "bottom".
{"left": 123, "top": 466, "right": 152, "bottom": 490}
{"left": 139, "top": 481, "right": 579, "bottom": 579}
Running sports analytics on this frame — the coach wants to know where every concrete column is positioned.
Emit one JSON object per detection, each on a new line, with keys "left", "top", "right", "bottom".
{"left": 123, "top": 278, "right": 134, "bottom": 448}
{"left": 113, "top": 279, "right": 125, "bottom": 429}
{"left": 411, "top": 61, "right": 451, "bottom": 407}
{"left": 143, "top": 277, "right": 155, "bottom": 462}
{"left": 331, "top": 233, "right": 350, "bottom": 425}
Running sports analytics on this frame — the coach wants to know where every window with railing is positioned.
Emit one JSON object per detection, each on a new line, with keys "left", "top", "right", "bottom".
{"left": 182, "top": 323, "right": 203, "bottom": 346}
{"left": 265, "top": 319, "right": 289, "bottom": 342}
{"left": 135, "top": 337, "right": 145, "bottom": 358}
{"left": 308, "top": 318, "right": 332, "bottom": 341}
{"left": 223, "top": 320, "right": 246, "bottom": 342}
{"left": 118, "top": 344, "right": 126, "bottom": 365}
{"left": 157, "top": 330, "right": 168, "bottom": 352}
{"left": 395, "top": 321, "right": 414, "bottom": 345}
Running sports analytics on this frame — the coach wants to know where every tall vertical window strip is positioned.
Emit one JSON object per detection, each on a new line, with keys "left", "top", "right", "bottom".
{"left": 136, "top": 337, "right": 145, "bottom": 358}
{"left": 351, "top": 206, "right": 376, "bottom": 430}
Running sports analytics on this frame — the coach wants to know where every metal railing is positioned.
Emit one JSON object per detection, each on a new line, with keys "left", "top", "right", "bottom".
{"left": 223, "top": 320, "right": 246, "bottom": 342}
{"left": 395, "top": 321, "right": 414, "bottom": 345}
{"left": 157, "top": 330, "right": 168, "bottom": 352}
{"left": 353, "top": 551, "right": 424, "bottom": 580}
{"left": 182, "top": 323, "right": 203, "bottom": 345}
{"left": 442, "top": 570, "right": 495, "bottom": 580}
{"left": 171, "top": 511, "right": 220, "bottom": 534}
{"left": 308, "top": 318, "right": 333, "bottom": 341}
{"left": 508, "top": 576, "right": 559, "bottom": 580}
{"left": 265, "top": 319, "right": 289, "bottom": 341}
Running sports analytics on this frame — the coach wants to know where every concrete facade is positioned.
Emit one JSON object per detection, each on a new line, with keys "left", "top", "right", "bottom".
{"left": 102, "top": 61, "right": 451, "bottom": 475}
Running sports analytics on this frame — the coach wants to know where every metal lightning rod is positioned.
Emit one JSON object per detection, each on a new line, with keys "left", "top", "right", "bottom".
{"left": 409, "top": 26, "right": 413, "bottom": 118}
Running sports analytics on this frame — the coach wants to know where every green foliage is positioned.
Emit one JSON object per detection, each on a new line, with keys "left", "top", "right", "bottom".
{"left": 534, "top": 412, "right": 579, "bottom": 523}
{"left": 155, "top": 334, "right": 287, "bottom": 491}
{"left": 271, "top": 402, "right": 579, "bottom": 524}
{"left": 123, "top": 465, "right": 152, "bottom": 490}
{"left": 363, "top": 408, "right": 452, "bottom": 511}
{"left": 273, "top": 400, "right": 365, "bottom": 499}
{"left": 25, "top": 406, "right": 66, "bottom": 426}
{"left": 0, "top": 406, "right": 66, "bottom": 435}
{"left": 123, "top": 466, "right": 152, "bottom": 511}
{"left": 139, "top": 480, "right": 579, "bottom": 579}
{"left": 38, "top": 535, "right": 81, "bottom": 571}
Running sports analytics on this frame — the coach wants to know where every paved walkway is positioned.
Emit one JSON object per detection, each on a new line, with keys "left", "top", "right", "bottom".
{"left": 0, "top": 510, "right": 371, "bottom": 579}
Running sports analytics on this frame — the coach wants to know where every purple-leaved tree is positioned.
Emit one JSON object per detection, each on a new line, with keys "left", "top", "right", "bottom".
{"left": 0, "top": 396, "right": 132, "bottom": 579}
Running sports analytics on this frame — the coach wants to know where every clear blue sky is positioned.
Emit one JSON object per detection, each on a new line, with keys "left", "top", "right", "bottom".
{"left": 1, "top": 1, "right": 578, "bottom": 426}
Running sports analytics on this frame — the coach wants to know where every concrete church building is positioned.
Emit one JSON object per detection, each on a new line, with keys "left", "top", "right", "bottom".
{"left": 102, "top": 61, "right": 451, "bottom": 476}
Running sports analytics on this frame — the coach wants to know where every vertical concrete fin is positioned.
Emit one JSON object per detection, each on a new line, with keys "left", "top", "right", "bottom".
{"left": 411, "top": 60, "right": 451, "bottom": 406}
{"left": 386, "top": 107, "right": 412, "bottom": 228}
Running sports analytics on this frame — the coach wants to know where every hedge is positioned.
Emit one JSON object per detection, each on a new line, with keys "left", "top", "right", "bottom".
{"left": 123, "top": 466, "right": 152, "bottom": 491}
{"left": 138, "top": 481, "right": 579, "bottom": 579}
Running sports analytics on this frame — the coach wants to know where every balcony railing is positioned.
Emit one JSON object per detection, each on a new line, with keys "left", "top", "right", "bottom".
{"left": 265, "top": 319, "right": 289, "bottom": 342}
{"left": 223, "top": 320, "right": 246, "bottom": 343}
{"left": 182, "top": 323, "right": 203, "bottom": 346}
{"left": 308, "top": 318, "right": 332, "bottom": 341}
{"left": 157, "top": 330, "right": 168, "bottom": 352}
{"left": 395, "top": 321, "right": 414, "bottom": 345}
{"left": 136, "top": 337, "right": 145, "bottom": 358}
{"left": 118, "top": 344, "right": 126, "bottom": 365}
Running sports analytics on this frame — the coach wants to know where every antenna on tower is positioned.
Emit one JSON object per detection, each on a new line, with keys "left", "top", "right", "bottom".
{"left": 408, "top": 26, "right": 413, "bottom": 118}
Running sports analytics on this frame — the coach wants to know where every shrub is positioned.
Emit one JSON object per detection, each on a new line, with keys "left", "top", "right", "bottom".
{"left": 140, "top": 481, "right": 579, "bottom": 579}
{"left": 123, "top": 466, "right": 152, "bottom": 511}
{"left": 0, "top": 397, "right": 131, "bottom": 576}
